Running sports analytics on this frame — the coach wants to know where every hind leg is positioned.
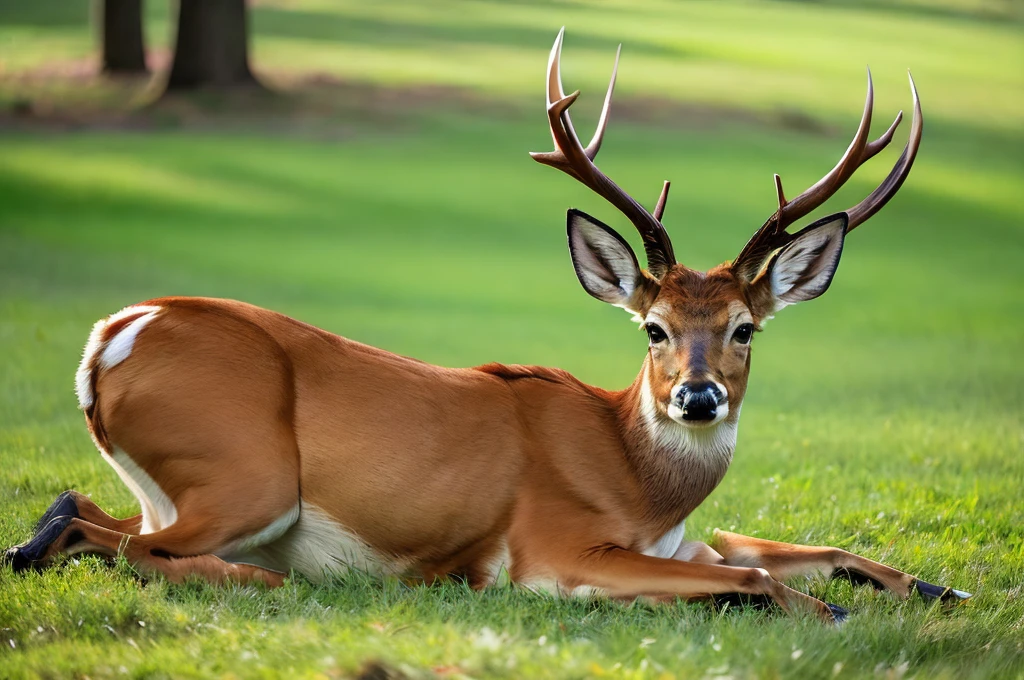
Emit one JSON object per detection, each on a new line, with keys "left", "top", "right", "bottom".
{"left": 8, "top": 300, "right": 304, "bottom": 583}
{"left": 32, "top": 490, "right": 142, "bottom": 536}
{"left": 6, "top": 506, "right": 287, "bottom": 587}
{"left": 4, "top": 490, "right": 142, "bottom": 569}
{"left": 6, "top": 456, "right": 299, "bottom": 587}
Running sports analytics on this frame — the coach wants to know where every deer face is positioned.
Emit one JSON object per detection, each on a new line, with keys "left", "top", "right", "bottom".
{"left": 641, "top": 267, "right": 754, "bottom": 428}
{"left": 566, "top": 209, "right": 848, "bottom": 431}
{"left": 534, "top": 30, "right": 919, "bottom": 434}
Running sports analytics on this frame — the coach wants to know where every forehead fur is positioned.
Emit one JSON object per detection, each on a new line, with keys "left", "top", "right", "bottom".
{"left": 652, "top": 265, "right": 747, "bottom": 320}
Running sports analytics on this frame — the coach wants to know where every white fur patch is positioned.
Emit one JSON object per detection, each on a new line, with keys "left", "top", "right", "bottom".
{"left": 643, "top": 311, "right": 671, "bottom": 337}
{"left": 223, "top": 503, "right": 301, "bottom": 555}
{"left": 640, "top": 366, "right": 739, "bottom": 458}
{"left": 726, "top": 300, "right": 753, "bottom": 327}
{"left": 566, "top": 584, "right": 607, "bottom": 598}
{"left": 102, "top": 447, "right": 178, "bottom": 534}
{"left": 521, "top": 577, "right": 608, "bottom": 599}
{"left": 75, "top": 319, "right": 107, "bottom": 410}
{"left": 75, "top": 305, "right": 161, "bottom": 410}
{"left": 568, "top": 211, "right": 642, "bottom": 310}
{"left": 482, "top": 539, "right": 511, "bottom": 586}
{"left": 643, "top": 520, "right": 686, "bottom": 559}
{"left": 672, "top": 540, "right": 721, "bottom": 563}
{"left": 769, "top": 218, "right": 845, "bottom": 308}
{"left": 99, "top": 307, "right": 160, "bottom": 369}
{"left": 226, "top": 503, "right": 405, "bottom": 582}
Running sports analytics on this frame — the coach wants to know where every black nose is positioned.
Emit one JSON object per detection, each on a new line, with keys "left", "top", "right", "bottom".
{"left": 675, "top": 382, "right": 722, "bottom": 421}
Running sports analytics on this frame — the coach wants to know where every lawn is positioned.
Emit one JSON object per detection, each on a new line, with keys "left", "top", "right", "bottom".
{"left": 1, "top": 1, "right": 1022, "bottom": 678}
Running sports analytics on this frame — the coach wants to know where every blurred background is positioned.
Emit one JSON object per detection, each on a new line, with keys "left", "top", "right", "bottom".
{"left": 0, "top": 0, "right": 1021, "bottom": 528}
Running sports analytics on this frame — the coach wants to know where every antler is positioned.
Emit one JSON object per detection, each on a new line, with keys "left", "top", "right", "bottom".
{"left": 530, "top": 28, "right": 676, "bottom": 278}
{"left": 733, "top": 70, "right": 923, "bottom": 281}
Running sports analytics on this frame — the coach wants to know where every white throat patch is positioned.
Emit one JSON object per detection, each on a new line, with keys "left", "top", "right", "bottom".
{"left": 639, "top": 366, "right": 739, "bottom": 459}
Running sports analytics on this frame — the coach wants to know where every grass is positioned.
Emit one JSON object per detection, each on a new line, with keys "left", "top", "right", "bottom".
{"left": 1, "top": 0, "right": 1022, "bottom": 677}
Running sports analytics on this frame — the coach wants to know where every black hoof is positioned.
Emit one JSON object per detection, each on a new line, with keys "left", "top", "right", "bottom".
{"left": 34, "top": 491, "right": 81, "bottom": 534}
{"left": 826, "top": 602, "right": 849, "bottom": 624}
{"left": 6, "top": 515, "right": 77, "bottom": 571}
{"left": 3, "top": 546, "right": 33, "bottom": 572}
{"left": 915, "top": 579, "right": 973, "bottom": 605}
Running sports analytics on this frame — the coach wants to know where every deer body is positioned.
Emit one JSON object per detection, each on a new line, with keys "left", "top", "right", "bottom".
{"left": 77, "top": 294, "right": 738, "bottom": 591}
{"left": 7, "top": 30, "right": 972, "bottom": 621}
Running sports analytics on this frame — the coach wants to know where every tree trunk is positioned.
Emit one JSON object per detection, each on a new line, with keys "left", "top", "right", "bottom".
{"left": 165, "top": 0, "right": 258, "bottom": 91}
{"left": 101, "top": 0, "right": 148, "bottom": 75}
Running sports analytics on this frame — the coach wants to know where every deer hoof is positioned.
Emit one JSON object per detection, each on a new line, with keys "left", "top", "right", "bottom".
{"left": 915, "top": 579, "right": 972, "bottom": 605}
{"left": 34, "top": 491, "right": 81, "bottom": 534}
{"left": 5, "top": 515, "right": 77, "bottom": 572}
{"left": 2, "top": 546, "right": 33, "bottom": 572}
{"left": 826, "top": 602, "right": 849, "bottom": 624}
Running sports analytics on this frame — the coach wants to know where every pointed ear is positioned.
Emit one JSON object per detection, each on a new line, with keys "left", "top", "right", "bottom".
{"left": 749, "top": 212, "right": 847, "bottom": 317}
{"left": 567, "top": 209, "right": 658, "bottom": 314}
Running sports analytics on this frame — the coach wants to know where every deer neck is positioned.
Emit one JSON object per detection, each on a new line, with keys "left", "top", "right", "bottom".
{"left": 617, "top": 358, "right": 738, "bottom": 529}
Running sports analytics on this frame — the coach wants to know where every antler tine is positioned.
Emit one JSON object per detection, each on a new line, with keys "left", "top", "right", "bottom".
{"left": 530, "top": 30, "right": 676, "bottom": 277}
{"left": 846, "top": 71, "right": 923, "bottom": 231}
{"left": 534, "top": 32, "right": 619, "bottom": 173}
{"left": 544, "top": 28, "right": 567, "bottom": 143}
{"left": 865, "top": 109, "right": 903, "bottom": 159}
{"left": 775, "top": 68, "right": 877, "bottom": 227}
{"left": 654, "top": 181, "right": 671, "bottom": 222}
{"left": 584, "top": 43, "right": 620, "bottom": 160}
{"left": 733, "top": 68, "right": 917, "bottom": 280}
{"left": 533, "top": 28, "right": 591, "bottom": 178}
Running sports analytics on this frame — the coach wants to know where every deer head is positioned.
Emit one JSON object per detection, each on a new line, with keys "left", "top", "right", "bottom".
{"left": 531, "top": 29, "right": 922, "bottom": 432}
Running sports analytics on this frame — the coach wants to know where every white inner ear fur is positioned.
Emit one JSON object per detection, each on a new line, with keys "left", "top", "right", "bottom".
{"left": 769, "top": 217, "right": 846, "bottom": 310}
{"left": 568, "top": 211, "right": 642, "bottom": 310}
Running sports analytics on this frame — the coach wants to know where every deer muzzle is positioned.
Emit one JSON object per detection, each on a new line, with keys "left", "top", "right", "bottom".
{"left": 672, "top": 382, "right": 724, "bottom": 422}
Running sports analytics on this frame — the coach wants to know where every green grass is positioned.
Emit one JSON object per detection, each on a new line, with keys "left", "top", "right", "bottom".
{"left": 1, "top": 1, "right": 1023, "bottom": 678}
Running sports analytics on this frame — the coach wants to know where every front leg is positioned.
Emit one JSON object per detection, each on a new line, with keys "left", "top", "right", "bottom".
{"left": 710, "top": 530, "right": 972, "bottom": 604}
{"left": 564, "top": 544, "right": 844, "bottom": 623}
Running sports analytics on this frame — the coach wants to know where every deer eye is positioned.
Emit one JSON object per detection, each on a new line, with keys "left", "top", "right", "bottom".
{"left": 645, "top": 323, "right": 668, "bottom": 345}
{"left": 732, "top": 323, "right": 755, "bottom": 345}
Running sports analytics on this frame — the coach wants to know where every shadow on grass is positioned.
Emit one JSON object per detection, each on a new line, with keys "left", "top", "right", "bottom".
{"left": 251, "top": 6, "right": 690, "bottom": 60}
{"left": 0, "top": 0, "right": 89, "bottom": 28}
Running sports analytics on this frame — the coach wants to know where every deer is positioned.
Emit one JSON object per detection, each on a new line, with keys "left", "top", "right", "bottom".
{"left": 5, "top": 29, "right": 970, "bottom": 623}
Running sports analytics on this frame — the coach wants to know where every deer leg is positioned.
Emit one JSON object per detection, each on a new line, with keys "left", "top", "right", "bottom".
{"left": 6, "top": 485, "right": 295, "bottom": 587}
{"left": 672, "top": 540, "right": 727, "bottom": 565}
{"left": 32, "top": 490, "right": 142, "bottom": 536}
{"left": 570, "top": 545, "right": 845, "bottom": 623}
{"left": 5, "top": 514, "right": 287, "bottom": 587}
{"left": 711, "top": 530, "right": 971, "bottom": 604}
{"left": 4, "top": 490, "right": 143, "bottom": 570}
{"left": 656, "top": 540, "right": 789, "bottom": 612}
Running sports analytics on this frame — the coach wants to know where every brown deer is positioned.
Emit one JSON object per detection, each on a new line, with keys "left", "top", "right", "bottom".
{"left": 6, "top": 29, "right": 969, "bottom": 622}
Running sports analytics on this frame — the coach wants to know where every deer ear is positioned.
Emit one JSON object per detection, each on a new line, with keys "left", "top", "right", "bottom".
{"left": 567, "top": 209, "right": 656, "bottom": 314}
{"left": 752, "top": 212, "right": 847, "bottom": 315}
